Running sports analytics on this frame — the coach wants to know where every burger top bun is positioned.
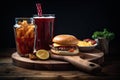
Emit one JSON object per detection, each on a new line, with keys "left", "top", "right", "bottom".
{"left": 52, "top": 34, "right": 79, "bottom": 45}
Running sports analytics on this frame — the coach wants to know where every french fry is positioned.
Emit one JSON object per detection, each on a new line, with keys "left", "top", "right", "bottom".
{"left": 21, "top": 20, "right": 28, "bottom": 27}
{"left": 15, "top": 20, "right": 35, "bottom": 55}
{"left": 30, "top": 30, "right": 35, "bottom": 38}
{"left": 24, "top": 25, "right": 34, "bottom": 38}
{"left": 17, "top": 26, "right": 28, "bottom": 38}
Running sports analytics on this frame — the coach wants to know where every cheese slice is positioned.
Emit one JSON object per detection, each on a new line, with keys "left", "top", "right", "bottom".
{"left": 53, "top": 43, "right": 63, "bottom": 47}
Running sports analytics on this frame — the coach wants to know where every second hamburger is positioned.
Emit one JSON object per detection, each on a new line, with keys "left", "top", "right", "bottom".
{"left": 50, "top": 34, "right": 79, "bottom": 55}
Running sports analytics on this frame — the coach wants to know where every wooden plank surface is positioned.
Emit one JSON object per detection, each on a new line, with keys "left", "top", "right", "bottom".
{"left": 0, "top": 60, "right": 120, "bottom": 80}
{"left": 0, "top": 48, "right": 120, "bottom": 80}
{"left": 0, "top": 57, "right": 120, "bottom": 80}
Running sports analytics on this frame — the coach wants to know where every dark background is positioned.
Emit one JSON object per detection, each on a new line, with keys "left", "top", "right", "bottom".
{"left": 0, "top": 0, "right": 119, "bottom": 55}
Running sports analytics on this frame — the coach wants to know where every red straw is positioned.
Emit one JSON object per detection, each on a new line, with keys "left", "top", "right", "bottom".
{"left": 36, "top": 3, "right": 42, "bottom": 16}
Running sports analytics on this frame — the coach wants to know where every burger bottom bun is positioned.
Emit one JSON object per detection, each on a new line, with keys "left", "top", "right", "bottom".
{"left": 51, "top": 48, "right": 79, "bottom": 55}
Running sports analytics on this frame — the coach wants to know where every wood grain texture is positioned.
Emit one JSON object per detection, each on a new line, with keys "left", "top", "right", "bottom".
{"left": 0, "top": 48, "right": 120, "bottom": 80}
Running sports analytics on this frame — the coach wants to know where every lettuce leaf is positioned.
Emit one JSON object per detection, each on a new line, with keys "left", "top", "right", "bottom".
{"left": 92, "top": 28, "right": 115, "bottom": 40}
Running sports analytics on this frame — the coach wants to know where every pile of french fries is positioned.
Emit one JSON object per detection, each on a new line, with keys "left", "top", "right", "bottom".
{"left": 15, "top": 20, "right": 35, "bottom": 56}
{"left": 77, "top": 40, "right": 93, "bottom": 46}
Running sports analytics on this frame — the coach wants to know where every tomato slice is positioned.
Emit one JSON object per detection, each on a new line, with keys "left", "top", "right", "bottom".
{"left": 68, "top": 48, "right": 74, "bottom": 52}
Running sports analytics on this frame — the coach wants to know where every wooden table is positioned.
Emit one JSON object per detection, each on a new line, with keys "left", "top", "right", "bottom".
{"left": 0, "top": 48, "right": 120, "bottom": 80}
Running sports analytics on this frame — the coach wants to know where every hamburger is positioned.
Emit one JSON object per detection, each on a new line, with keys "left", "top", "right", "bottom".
{"left": 50, "top": 34, "right": 79, "bottom": 55}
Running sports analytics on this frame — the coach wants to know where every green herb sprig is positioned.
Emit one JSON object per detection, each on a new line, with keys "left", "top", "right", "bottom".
{"left": 92, "top": 28, "right": 115, "bottom": 40}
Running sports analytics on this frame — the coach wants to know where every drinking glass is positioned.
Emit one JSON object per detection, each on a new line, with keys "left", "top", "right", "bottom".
{"left": 14, "top": 18, "right": 35, "bottom": 57}
{"left": 33, "top": 14, "right": 55, "bottom": 51}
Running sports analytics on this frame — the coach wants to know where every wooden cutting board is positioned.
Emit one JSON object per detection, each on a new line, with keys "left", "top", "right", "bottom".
{"left": 11, "top": 49, "right": 104, "bottom": 71}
